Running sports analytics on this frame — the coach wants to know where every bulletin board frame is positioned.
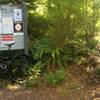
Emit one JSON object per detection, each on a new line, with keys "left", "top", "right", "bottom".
{"left": 0, "top": 1, "right": 29, "bottom": 55}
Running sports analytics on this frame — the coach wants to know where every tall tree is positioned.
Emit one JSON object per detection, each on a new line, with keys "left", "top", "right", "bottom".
{"left": 46, "top": 0, "right": 100, "bottom": 48}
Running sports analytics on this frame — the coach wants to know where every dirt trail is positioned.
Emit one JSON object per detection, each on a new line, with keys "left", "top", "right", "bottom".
{"left": 0, "top": 84, "right": 100, "bottom": 100}
{"left": 0, "top": 85, "right": 75, "bottom": 100}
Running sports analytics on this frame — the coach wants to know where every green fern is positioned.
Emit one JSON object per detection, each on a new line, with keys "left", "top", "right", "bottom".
{"left": 31, "top": 37, "right": 66, "bottom": 69}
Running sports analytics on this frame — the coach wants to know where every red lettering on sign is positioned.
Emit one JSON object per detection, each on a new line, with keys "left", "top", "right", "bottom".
{"left": 2, "top": 35, "right": 14, "bottom": 41}
{"left": 2, "top": 38, "right": 13, "bottom": 41}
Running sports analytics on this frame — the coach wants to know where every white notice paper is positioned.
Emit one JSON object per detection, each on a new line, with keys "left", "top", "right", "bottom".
{"left": 14, "top": 9, "right": 22, "bottom": 21}
{"left": 2, "top": 17, "right": 13, "bottom": 34}
{"left": 0, "top": 22, "right": 2, "bottom": 34}
{"left": 0, "top": 10, "right": 1, "bottom": 19}
{"left": 0, "top": 10, "right": 1, "bottom": 34}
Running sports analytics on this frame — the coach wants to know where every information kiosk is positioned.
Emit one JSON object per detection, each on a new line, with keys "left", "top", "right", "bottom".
{"left": 0, "top": 2, "right": 28, "bottom": 54}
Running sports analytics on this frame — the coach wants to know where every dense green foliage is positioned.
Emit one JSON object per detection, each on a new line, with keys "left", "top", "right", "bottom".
{"left": 45, "top": 68, "right": 66, "bottom": 86}
{"left": 0, "top": 0, "right": 100, "bottom": 86}
{"left": 31, "top": 37, "right": 66, "bottom": 69}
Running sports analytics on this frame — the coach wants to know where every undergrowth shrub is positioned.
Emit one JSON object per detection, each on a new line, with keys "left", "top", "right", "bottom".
{"left": 63, "top": 39, "right": 98, "bottom": 64}
{"left": 31, "top": 37, "right": 66, "bottom": 70}
{"left": 44, "top": 68, "right": 66, "bottom": 86}
{"left": 17, "top": 63, "right": 66, "bottom": 87}
{"left": 63, "top": 41, "right": 84, "bottom": 63}
{"left": 17, "top": 61, "right": 44, "bottom": 87}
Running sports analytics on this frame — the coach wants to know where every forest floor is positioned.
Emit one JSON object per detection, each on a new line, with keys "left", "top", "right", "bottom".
{"left": 0, "top": 83, "right": 100, "bottom": 100}
{"left": 0, "top": 64, "right": 100, "bottom": 100}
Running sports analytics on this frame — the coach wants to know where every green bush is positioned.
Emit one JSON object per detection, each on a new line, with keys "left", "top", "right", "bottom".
{"left": 23, "top": 76, "right": 41, "bottom": 87}
{"left": 17, "top": 61, "right": 44, "bottom": 87}
{"left": 17, "top": 63, "right": 66, "bottom": 87}
{"left": 27, "top": 61, "right": 44, "bottom": 76}
{"left": 88, "top": 39, "right": 98, "bottom": 50}
{"left": 31, "top": 37, "right": 66, "bottom": 69}
{"left": 45, "top": 68, "right": 66, "bottom": 86}
{"left": 63, "top": 41, "right": 82, "bottom": 63}
{"left": 63, "top": 39, "right": 98, "bottom": 64}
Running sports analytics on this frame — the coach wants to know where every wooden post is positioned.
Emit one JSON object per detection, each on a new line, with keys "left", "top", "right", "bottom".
{"left": 22, "top": 1, "right": 29, "bottom": 55}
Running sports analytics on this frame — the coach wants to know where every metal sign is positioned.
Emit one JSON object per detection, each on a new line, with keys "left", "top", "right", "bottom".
{"left": 14, "top": 9, "right": 22, "bottom": 22}
{"left": 0, "top": 4, "right": 28, "bottom": 54}
{"left": 14, "top": 22, "right": 23, "bottom": 32}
